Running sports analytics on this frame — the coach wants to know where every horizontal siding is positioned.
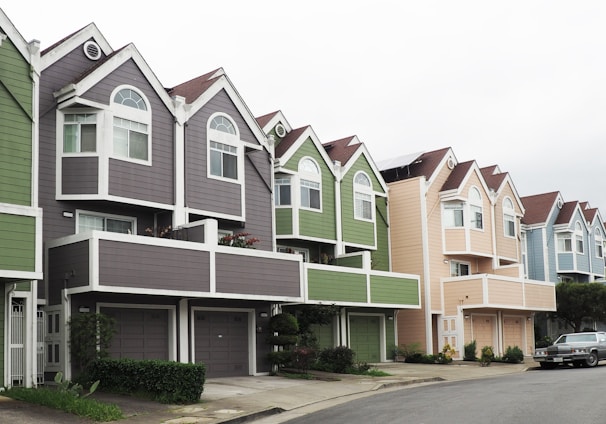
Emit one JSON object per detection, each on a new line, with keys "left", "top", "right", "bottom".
{"left": 48, "top": 241, "right": 90, "bottom": 305}
{"left": 0, "top": 213, "right": 35, "bottom": 271}
{"left": 487, "top": 280, "right": 524, "bottom": 306}
{"left": 275, "top": 208, "right": 293, "bottom": 235}
{"left": 99, "top": 240, "right": 210, "bottom": 291}
{"left": 524, "top": 283, "right": 556, "bottom": 310}
{"left": 443, "top": 279, "right": 484, "bottom": 315}
{"left": 307, "top": 268, "right": 367, "bottom": 302}
{"left": 370, "top": 275, "right": 419, "bottom": 305}
{"left": 62, "top": 157, "right": 99, "bottom": 194}
{"left": 216, "top": 253, "right": 300, "bottom": 297}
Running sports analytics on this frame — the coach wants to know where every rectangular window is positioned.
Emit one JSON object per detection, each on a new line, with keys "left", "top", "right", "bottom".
{"left": 504, "top": 214, "right": 515, "bottom": 237}
{"left": 301, "top": 179, "right": 320, "bottom": 209}
{"left": 355, "top": 192, "right": 373, "bottom": 220}
{"left": 210, "top": 141, "right": 238, "bottom": 179}
{"left": 277, "top": 246, "right": 309, "bottom": 262}
{"left": 450, "top": 261, "right": 470, "bottom": 277}
{"left": 471, "top": 205, "right": 483, "bottom": 229}
{"left": 597, "top": 241, "right": 604, "bottom": 259}
{"left": 275, "top": 178, "right": 291, "bottom": 206}
{"left": 78, "top": 213, "right": 134, "bottom": 234}
{"left": 444, "top": 203, "right": 464, "bottom": 227}
{"left": 64, "top": 114, "right": 96, "bottom": 153}
{"left": 576, "top": 235, "right": 584, "bottom": 254}
{"left": 113, "top": 117, "right": 148, "bottom": 161}
{"left": 557, "top": 234, "right": 572, "bottom": 252}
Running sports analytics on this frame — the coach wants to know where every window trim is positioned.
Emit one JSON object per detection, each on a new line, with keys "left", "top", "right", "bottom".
{"left": 353, "top": 171, "right": 374, "bottom": 222}
{"left": 110, "top": 85, "right": 152, "bottom": 166}
{"left": 275, "top": 176, "right": 292, "bottom": 207}
{"left": 469, "top": 187, "right": 483, "bottom": 230}
{"left": 595, "top": 228, "right": 604, "bottom": 259}
{"left": 277, "top": 245, "right": 309, "bottom": 262}
{"left": 443, "top": 201, "right": 464, "bottom": 228}
{"left": 298, "top": 157, "right": 322, "bottom": 212}
{"left": 76, "top": 210, "right": 137, "bottom": 235}
{"left": 207, "top": 113, "right": 243, "bottom": 184}
{"left": 503, "top": 197, "right": 516, "bottom": 238}
{"left": 59, "top": 110, "right": 101, "bottom": 157}
{"left": 450, "top": 260, "right": 471, "bottom": 277}
{"left": 575, "top": 221, "right": 584, "bottom": 254}
{"left": 557, "top": 233, "right": 573, "bottom": 253}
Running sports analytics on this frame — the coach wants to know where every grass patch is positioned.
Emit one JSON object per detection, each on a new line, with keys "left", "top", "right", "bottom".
{"left": 279, "top": 372, "right": 316, "bottom": 380}
{"left": 360, "top": 368, "right": 390, "bottom": 377}
{"left": 4, "top": 387, "right": 123, "bottom": 422}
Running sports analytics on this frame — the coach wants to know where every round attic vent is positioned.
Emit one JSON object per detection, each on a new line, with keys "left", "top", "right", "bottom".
{"left": 83, "top": 41, "right": 101, "bottom": 61}
{"left": 275, "top": 123, "right": 286, "bottom": 138}
{"left": 557, "top": 199, "right": 563, "bottom": 209}
{"left": 447, "top": 157, "right": 455, "bottom": 169}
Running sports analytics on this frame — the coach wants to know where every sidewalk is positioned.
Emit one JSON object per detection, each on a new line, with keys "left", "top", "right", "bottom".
{"left": 0, "top": 361, "right": 533, "bottom": 424}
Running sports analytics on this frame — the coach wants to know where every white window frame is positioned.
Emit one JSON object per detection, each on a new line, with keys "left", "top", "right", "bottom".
{"left": 443, "top": 202, "right": 464, "bottom": 228}
{"left": 575, "top": 221, "right": 584, "bottom": 254}
{"left": 557, "top": 233, "right": 573, "bottom": 253}
{"left": 299, "top": 157, "right": 322, "bottom": 212}
{"left": 450, "top": 260, "right": 471, "bottom": 277}
{"left": 110, "top": 86, "right": 152, "bottom": 165}
{"left": 503, "top": 197, "right": 516, "bottom": 238}
{"left": 76, "top": 210, "right": 136, "bottom": 235}
{"left": 207, "top": 113, "right": 242, "bottom": 184}
{"left": 275, "top": 177, "right": 291, "bottom": 206}
{"left": 469, "top": 187, "right": 483, "bottom": 230}
{"left": 353, "top": 171, "right": 374, "bottom": 222}
{"left": 62, "top": 113, "right": 98, "bottom": 154}
{"left": 277, "top": 245, "right": 310, "bottom": 262}
{"left": 595, "top": 228, "right": 604, "bottom": 259}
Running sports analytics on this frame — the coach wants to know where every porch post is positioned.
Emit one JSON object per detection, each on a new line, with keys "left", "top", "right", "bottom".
{"left": 178, "top": 299, "right": 189, "bottom": 363}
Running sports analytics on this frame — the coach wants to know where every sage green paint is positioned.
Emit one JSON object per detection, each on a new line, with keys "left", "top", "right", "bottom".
{"left": 275, "top": 208, "right": 293, "bottom": 235}
{"left": 341, "top": 155, "right": 384, "bottom": 247}
{"left": 370, "top": 275, "right": 420, "bottom": 305}
{"left": 372, "top": 197, "right": 390, "bottom": 271}
{"left": 307, "top": 268, "right": 367, "bottom": 302}
{"left": 335, "top": 255, "right": 363, "bottom": 268}
{"left": 0, "top": 214, "right": 36, "bottom": 272}
{"left": 349, "top": 315, "right": 380, "bottom": 362}
{"left": 310, "top": 322, "right": 334, "bottom": 350}
{"left": 0, "top": 288, "right": 4, "bottom": 384}
{"left": 0, "top": 34, "right": 33, "bottom": 207}
{"left": 282, "top": 139, "right": 336, "bottom": 240}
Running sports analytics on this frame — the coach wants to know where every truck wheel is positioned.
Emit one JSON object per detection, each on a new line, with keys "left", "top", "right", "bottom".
{"left": 586, "top": 352, "right": 599, "bottom": 367}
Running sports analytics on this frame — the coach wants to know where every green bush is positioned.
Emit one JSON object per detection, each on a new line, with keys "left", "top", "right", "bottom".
{"left": 4, "top": 387, "right": 122, "bottom": 422}
{"left": 316, "top": 346, "right": 355, "bottom": 373}
{"left": 464, "top": 340, "right": 477, "bottom": 361}
{"left": 86, "top": 359, "right": 205, "bottom": 404}
{"left": 535, "top": 336, "right": 553, "bottom": 348}
{"left": 502, "top": 345, "right": 524, "bottom": 363}
{"left": 267, "top": 350, "right": 294, "bottom": 368}
{"left": 479, "top": 346, "right": 494, "bottom": 366}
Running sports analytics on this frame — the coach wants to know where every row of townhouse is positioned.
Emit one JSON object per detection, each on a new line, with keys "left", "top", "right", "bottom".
{"left": 5, "top": 8, "right": 599, "bottom": 388}
{"left": 0, "top": 10, "right": 422, "bottom": 387}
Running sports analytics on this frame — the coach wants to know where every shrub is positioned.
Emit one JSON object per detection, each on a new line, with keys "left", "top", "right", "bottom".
{"left": 464, "top": 340, "right": 477, "bottom": 361}
{"left": 479, "top": 346, "right": 494, "bottom": 366}
{"left": 69, "top": 313, "right": 115, "bottom": 372}
{"left": 535, "top": 336, "right": 553, "bottom": 348}
{"left": 267, "top": 350, "right": 294, "bottom": 368}
{"left": 291, "top": 346, "right": 317, "bottom": 372}
{"left": 87, "top": 359, "right": 205, "bottom": 404}
{"left": 4, "top": 387, "right": 122, "bottom": 422}
{"left": 436, "top": 344, "right": 455, "bottom": 364}
{"left": 316, "top": 346, "right": 355, "bottom": 373}
{"left": 502, "top": 345, "right": 524, "bottom": 363}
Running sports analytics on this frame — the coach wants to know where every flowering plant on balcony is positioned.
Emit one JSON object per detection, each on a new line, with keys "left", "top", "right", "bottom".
{"left": 219, "top": 232, "right": 260, "bottom": 248}
{"left": 144, "top": 225, "right": 172, "bottom": 238}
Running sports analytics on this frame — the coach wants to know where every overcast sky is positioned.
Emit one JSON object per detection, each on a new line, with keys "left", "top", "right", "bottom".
{"left": 4, "top": 1, "right": 606, "bottom": 215}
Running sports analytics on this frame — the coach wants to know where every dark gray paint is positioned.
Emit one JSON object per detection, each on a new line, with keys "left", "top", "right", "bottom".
{"left": 47, "top": 241, "right": 90, "bottom": 305}
{"left": 99, "top": 240, "right": 211, "bottom": 291}
{"left": 62, "top": 157, "right": 99, "bottom": 194}
{"left": 216, "top": 253, "right": 300, "bottom": 297}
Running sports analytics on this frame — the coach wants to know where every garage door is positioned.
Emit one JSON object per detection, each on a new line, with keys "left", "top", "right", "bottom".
{"left": 102, "top": 307, "right": 169, "bottom": 360}
{"left": 472, "top": 315, "right": 495, "bottom": 356}
{"left": 349, "top": 315, "right": 380, "bottom": 363}
{"left": 503, "top": 317, "right": 524, "bottom": 351}
{"left": 194, "top": 311, "right": 249, "bottom": 378}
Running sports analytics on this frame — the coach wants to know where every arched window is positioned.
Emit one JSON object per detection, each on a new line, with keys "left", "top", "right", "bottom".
{"left": 354, "top": 172, "right": 373, "bottom": 220}
{"left": 575, "top": 222, "right": 584, "bottom": 254}
{"left": 469, "top": 187, "right": 483, "bottom": 230}
{"left": 111, "top": 86, "right": 151, "bottom": 163}
{"left": 208, "top": 114, "right": 240, "bottom": 181}
{"left": 595, "top": 228, "right": 604, "bottom": 259}
{"left": 503, "top": 197, "right": 516, "bottom": 237}
{"left": 299, "top": 158, "right": 321, "bottom": 210}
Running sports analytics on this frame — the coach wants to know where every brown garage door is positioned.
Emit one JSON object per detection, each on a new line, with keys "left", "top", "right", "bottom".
{"left": 194, "top": 310, "right": 249, "bottom": 378}
{"left": 102, "top": 307, "right": 169, "bottom": 360}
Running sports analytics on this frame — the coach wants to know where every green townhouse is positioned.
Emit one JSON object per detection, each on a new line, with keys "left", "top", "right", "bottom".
{"left": 0, "top": 8, "right": 43, "bottom": 388}
{"left": 256, "top": 111, "right": 420, "bottom": 363}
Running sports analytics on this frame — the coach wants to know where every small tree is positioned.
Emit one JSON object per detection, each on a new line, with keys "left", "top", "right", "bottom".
{"left": 553, "top": 282, "right": 606, "bottom": 332}
{"left": 69, "top": 312, "right": 116, "bottom": 373}
{"left": 266, "top": 313, "right": 299, "bottom": 370}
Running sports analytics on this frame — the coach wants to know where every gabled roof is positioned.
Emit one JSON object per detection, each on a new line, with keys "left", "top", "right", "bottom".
{"left": 379, "top": 147, "right": 453, "bottom": 183}
{"left": 41, "top": 23, "right": 112, "bottom": 70}
{"left": 520, "top": 191, "right": 561, "bottom": 225}
{"left": 275, "top": 126, "right": 308, "bottom": 158}
{"left": 481, "top": 166, "right": 507, "bottom": 192}
{"left": 256, "top": 111, "right": 280, "bottom": 129}
{"left": 323, "top": 136, "right": 361, "bottom": 167}
{"left": 554, "top": 201, "right": 578, "bottom": 225}
{"left": 0, "top": 7, "right": 39, "bottom": 67}
{"left": 441, "top": 160, "right": 474, "bottom": 191}
{"left": 274, "top": 125, "right": 336, "bottom": 178}
{"left": 583, "top": 206, "right": 598, "bottom": 224}
{"left": 167, "top": 68, "right": 223, "bottom": 102}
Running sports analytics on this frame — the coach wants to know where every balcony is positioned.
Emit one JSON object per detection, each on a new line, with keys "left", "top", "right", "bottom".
{"left": 442, "top": 274, "right": 556, "bottom": 315}
{"left": 46, "top": 229, "right": 303, "bottom": 303}
{"left": 304, "top": 252, "right": 421, "bottom": 308}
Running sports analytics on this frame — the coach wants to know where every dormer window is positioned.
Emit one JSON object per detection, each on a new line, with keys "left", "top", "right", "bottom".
{"left": 354, "top": 172, "right": 373, "bottom": 221}
{"left": 595, "top": 228, "right": 604, "bottom": 258}
{"left": 111, "top": 87, "right": 151, "bottom": 164}
{"left": 299, "top": 157, "right": 321, "bottom": 210}
{"left": 444, "top": 202, "right": 464, "bottom": 227}
{"left": 207, "top": 114, "right": 241, "bottom": 182}
{"left": 469, "top": 187, "right": 483, "bottom": 230}
{"left": 575, "top": 222, "right": 584, "bottom": 254}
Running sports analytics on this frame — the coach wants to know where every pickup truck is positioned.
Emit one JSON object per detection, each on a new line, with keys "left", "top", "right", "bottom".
{"left": 533, "top": 331, "right": 606, "bottom": 369}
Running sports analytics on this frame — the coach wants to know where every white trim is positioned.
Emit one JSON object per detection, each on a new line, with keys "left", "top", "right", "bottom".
{"left": 41, "top": 24, "right": 112, "bottom": 70}
{"left": 75, "top": 209, "right": 137, "bottom": 234}
{"left": 190, "top": 306, "right": 257, "bottom": 375}
{"left": 184, "top": 206, "right": 244, "bottom": 223}
{"left": 97, "top": 302, "right": 178, "bottom": 361}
